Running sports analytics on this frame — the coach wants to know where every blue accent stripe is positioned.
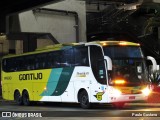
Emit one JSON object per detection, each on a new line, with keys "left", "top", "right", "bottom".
{"left": 52, "top": 67, "right": 74, "bottom": 96}
{"left": 41, "top": 68, "right": 63, "bottom": 96}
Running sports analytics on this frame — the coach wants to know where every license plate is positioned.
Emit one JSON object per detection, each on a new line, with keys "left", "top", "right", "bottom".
{"left": 129, "top": 96, "right": 135, "bottom": 99}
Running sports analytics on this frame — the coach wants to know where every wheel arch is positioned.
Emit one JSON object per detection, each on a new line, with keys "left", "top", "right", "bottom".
{"left": 14, "top": 89, "right": 21, "bottom": 98}
{"left": 22, "top": 88, "right": 35, "bottom": 101}
{"left": 77, "top": 88, "right": 89, "bottom": 102}
{"left": 22, "top": 89, "right": 29, "bottom": 95}
{"left": 22, "top": 89, "right": 31, "bottom": 106}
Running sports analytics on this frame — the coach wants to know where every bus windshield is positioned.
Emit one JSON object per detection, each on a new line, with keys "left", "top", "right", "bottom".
{"left": 103, "top": 46, "right": 148, "bottom": 86}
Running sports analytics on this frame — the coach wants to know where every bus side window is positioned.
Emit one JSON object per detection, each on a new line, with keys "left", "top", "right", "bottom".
{"left": 25, "top": 55, "right": 35, "bottom": 70}
{"left": 8, "top": 59, "right": 14, "bottom": 72}
{"left": 35, "top": 57, "right": 39, "bottom": 69}
{"left": 47, "top": 53, "right": 54, "bottom": 68}
{"left": 36, "top": 54, "right": 47, "bottom": 69}
{"left": 74, "top": 47, "right": 89, "bottom": 66}
{"left": 98, "top": 60, "right": 106, "bottom": 80}
{"left": 61, "top": 48, "right": 74, "bottom": 67}
{"left": 2, "top": 59, "right": 7, "bottom": 72}
{"left": 51, "top": 51, "right": 60, "bottom": 68}
{"left": 16, "top": 57, "right": 25, "bottom": 71}
{"left": 9, "top": 58, "right": 17, "bottom": 72}
{"left": 90, "top": 45, "right": 106, "bottom": 84}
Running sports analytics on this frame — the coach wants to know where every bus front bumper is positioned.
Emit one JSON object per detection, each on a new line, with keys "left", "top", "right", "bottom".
{"left": 108, "top": 94, "right": 148, "bottom": 103}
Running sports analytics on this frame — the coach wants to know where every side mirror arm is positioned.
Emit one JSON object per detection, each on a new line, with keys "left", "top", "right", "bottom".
{"left": 147, "top": 56, "right": 157, "bottom": 72}
{"left": 104, "top": 56, "right": 112, "bottom": 70}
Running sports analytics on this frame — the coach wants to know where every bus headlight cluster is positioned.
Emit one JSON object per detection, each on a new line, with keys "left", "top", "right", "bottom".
{"left": 113, "top": 89, "right": 122, "bottom": 97}
{"left": 110, "top": 88, "right": 122, "bottom": 97}
{"left": 141, "top": 87, "right": 151, "bottom": 96}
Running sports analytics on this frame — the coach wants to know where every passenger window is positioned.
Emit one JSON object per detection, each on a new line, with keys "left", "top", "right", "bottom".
{"left": 36, "top": 54, "right": 47, "bottom": 69}
{"left": 74, "top": 47, "right": 89, "bottom": 66}
{"left": 47, "top": 51, "right": 62, "bottom": 68}
{"left": 61, "top": 48, "right": 74, "bottom": 67}
{"left": 25, "top": 56, "right": 35, "bottom": 70}
{"left": 16, "top": 57, "right": 25, "bottom": 71}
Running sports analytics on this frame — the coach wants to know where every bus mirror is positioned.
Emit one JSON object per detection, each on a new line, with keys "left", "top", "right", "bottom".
{"left": 147, "top": 56, "right": 157, "bottom": 72}
{"left": 104, "top": 56, "right": 112, "bottom": 70}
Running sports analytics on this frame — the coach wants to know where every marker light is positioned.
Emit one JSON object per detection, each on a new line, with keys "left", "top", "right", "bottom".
{"left": 100, "top": 42, "right": 108, "bottom": 46}
{"left": 114, "top": 79, "right": 126, "bottom": 85}
{"left": 141, "top": 87, "right": 151, "bottom": 96}
{"left": 102, "top": 43, "right": 107, "bottom": 46}
{"left": 119, "top": 42, "right": 127, "bottom": 46}
{"left": 137, "top": 43, "right": 140, "bottom": 46}
{"left": 44, "top": 87, "right": 47, "bottom": 90}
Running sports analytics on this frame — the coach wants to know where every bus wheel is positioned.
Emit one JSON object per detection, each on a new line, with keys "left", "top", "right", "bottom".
{"left": 22, "top": 91, "right": 30, "bottom": 106}
{"left": 112, "top": 102, "right": 125, "bottom": 109}
{"left": 14, "top": 91, "right": 23, "bottom": 105}
{"left": 79, "top": 90, "right": 91, "bottom": 109}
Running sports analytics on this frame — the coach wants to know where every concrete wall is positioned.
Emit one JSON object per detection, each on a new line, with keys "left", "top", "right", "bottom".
{"left": 10, "top": 0, "right": 86, "bottom": 44}
{"left": 0, "top": 37, "right": 9, "bottom": 96}
{"left": 37, "top": 39, "right": 54, "bottom": 48}
{"left": 0, "top": 36, "right": 9, "bottom": 55}
{"left": 15, "top": 40, "right": 23, "bottom": 54}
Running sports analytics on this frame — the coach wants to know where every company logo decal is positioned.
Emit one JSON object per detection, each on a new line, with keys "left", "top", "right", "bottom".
{"left": 19, "top": 73, "right": 42, "bottom": 80}
{"left": 76, "top": 72, "right": 89, "bottom": 77}
{"left": 94, "top": 92, "right": 104, "bottom": 101}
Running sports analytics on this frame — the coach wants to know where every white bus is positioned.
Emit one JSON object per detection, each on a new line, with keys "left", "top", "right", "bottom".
{"left": 1, "top": 41, "right": 157, "bottom": 108}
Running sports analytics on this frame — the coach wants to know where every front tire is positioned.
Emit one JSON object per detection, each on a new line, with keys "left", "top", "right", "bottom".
{"left": 14, "top": 91, "right": 23, "bottom": 105}
{"left": 22, "top": 91, "right": 30, "bottom": 106}
{"left": 79, "top": 90, "right": 91, "bottom": 109}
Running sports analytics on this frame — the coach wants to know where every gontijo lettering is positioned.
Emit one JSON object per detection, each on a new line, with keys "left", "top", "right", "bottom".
{"left": 19, "top": 73, "right": 42, "bottom": 80}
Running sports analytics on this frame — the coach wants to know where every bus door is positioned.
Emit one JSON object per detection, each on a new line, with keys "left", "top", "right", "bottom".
{"left": 89, "top": 46, "right": 108, "bottom": 102}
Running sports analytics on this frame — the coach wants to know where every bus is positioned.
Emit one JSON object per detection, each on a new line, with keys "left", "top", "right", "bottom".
{"left": 1, "top": 41, "right": 157, "bottom": 109}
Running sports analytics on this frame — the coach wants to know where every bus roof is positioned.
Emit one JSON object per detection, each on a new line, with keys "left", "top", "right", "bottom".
{"left": 90, "top": 41, "right": 140, "bottom": 46}
{"left": 2, "top": 41, "right": 140, "bottom": 58}
{"left": 2, "top": 43, "right": 83, "bottom": 58}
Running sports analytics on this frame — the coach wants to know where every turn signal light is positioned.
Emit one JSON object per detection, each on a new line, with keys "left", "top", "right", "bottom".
{"left": 114, "top": 79, "right": 126, "bottom": 85}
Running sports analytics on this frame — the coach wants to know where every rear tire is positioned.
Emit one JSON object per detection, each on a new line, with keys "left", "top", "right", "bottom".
{"left": 14, "top": 91, "right": 23, "bottom": 105}
{"left": 22, "top": 91, "right": 30, "bottom": 106}
{"left": 79, "top": 90, "right": 91, "bottom": 109}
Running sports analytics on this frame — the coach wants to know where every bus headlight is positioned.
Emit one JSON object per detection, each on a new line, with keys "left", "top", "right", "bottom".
{"left": 110, "top": 88, "right": 122, "bottom": 97}
{"left": 113, "top": 89, "right": 122, "bottom": 97}
{"left": 141, "top": 87, "right": 151, "bottom": 96}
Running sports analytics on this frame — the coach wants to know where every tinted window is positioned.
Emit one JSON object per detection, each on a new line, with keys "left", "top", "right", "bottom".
{"left": 48, "top": 51, "right": 62, "bottom": 68}
{"left": 3, "top": 58, "right": 16, "bottom": 72}
{"left": 61, "top": 48, "right": 74, "bottom": 67}
{"left": 90, "top": 45, "right": 106, "bottom": 84}
{"left": 2, "top": 46, "right": 89, "bottom": 72}
{"left": 16, "top": 57, "right": 25, "bottom": 71}
{"left": 74, "top": 47, "right": 89, "bottom": 66}
{"left": 35, "top": 54, "right": 47, "bottom": 69}
{"left": 103, "top": 46, "right": 143, "bottom": 58}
